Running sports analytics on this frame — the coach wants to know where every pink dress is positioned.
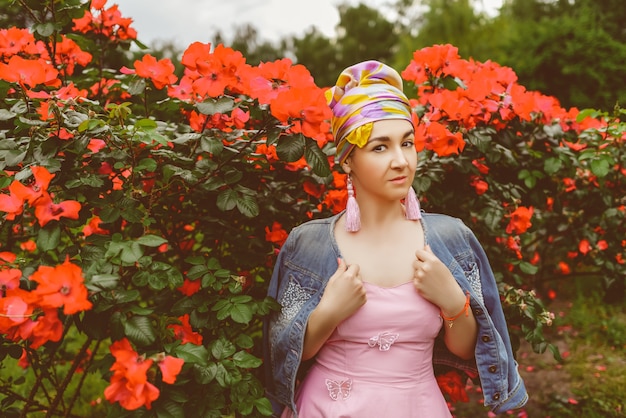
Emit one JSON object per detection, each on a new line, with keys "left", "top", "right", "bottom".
{"left": 282, "top": 281, "right": 452, "bottom": 418}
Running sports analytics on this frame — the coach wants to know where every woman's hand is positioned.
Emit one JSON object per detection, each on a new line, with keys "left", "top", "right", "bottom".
{"left": 302, "top": 258, "right": 366, "bottom": 360}
{"left": 413, "top": 245, "right": 477, "bottom": 359}
{"left": 318, "top": 258, "right": 367, "bottom": 322}
{"left": 412, "top": 246, "right": 466, "bottom": 315}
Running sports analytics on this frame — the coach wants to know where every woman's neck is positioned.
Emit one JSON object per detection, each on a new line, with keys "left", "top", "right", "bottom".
{"left": 355, "top": 198, "right": 407, "bottom": 232}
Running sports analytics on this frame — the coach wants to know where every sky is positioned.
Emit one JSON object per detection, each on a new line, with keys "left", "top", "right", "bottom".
{"left": 112, "top": 0, "right": 503, "bottom": 50}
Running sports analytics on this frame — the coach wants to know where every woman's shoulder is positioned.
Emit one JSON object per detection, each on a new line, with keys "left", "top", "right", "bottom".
{"left": 422, "top": 212, "right": 474, "bottom": 242}
{"left": 281, "top": 214, "right": 338, "bottom": 251}
{"left": 422, "top": 212, "right": 467, "bottom": 229}
{"left": 289, "top": 214, "right": 338, "bottom": 237}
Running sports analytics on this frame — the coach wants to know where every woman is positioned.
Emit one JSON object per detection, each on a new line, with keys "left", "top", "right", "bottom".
{"left": 264, "top": 60, "right": 528, "bottom": 417}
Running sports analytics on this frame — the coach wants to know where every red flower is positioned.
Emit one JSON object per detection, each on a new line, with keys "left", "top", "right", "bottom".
{"left": 472, "top": 158, "right": 490, "bottom": 174}
{"left": 54, "top": 36, "right": 92, "bottom": 76}
{"left": 25, "top": 309, "right": 64, "bottom": 349}
{"left": 578, "top": 239, "right": 591, "bottom": 255}
{"left": 133, "top": 54, "right": 178, "bottom": 89}
{"left": 415, "top": 121, "right": 465, "bottom": 156}
{"left": 0, "top": 268, "right": 21, "bottom": 296}
{"left": 33, "top": 194, "right": 81, "bottom": 227}
{"left": 104, "top": 338, "right": 159, "bottom": 410}
{"left": 505, "top": 206, "right": 534, "bottom": 235}
{"left": 265, "top": 222, "right": 288, "bottom": 246}
{"left": 436, "top": 370, "right": 469, "bottom": 403}
{"left": 8, "top": 166, "right": 54, "bottom": 206}
{"left": 83, "top": 215, "right": 110, "bottom": 237}
{"left": 270, "top": 85, "right": 332, "bottom": 143}
{"left": 177, "top": 278, "right": 201, "bottom": 296}
{"left": 0, "top": 187, "right": 24, "bottom": 220}
{"left": 30, "top": 257, "right": 92, "bottom": 315}
{"left": 168, "top": 314, "right": 203, "bottom": 345}
{"left": 470, "top": 176, "right": 489, "bottom": 195}
{"left": 557, "top": 261, "right": 571, "bottom": 275}
{"left": 0, "top": 55, "right": 60, "bottom": 88}
{"left": 157, "top": 355, "right": 184, "bottom": 384}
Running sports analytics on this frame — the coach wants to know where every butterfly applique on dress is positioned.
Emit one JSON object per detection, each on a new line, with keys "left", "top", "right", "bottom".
{"left": 325, "top": 378, "right": 352, "bottom": 401}
{"left": 368, "top": 331, "right": 399, "bottom": 351}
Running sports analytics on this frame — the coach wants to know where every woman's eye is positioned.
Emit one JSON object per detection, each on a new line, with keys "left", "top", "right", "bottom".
{"left": 372, "top": 145, "right": 386, "bottom": 152}
{"left": 402, "top": 140, "right": 415, "bottom": 147}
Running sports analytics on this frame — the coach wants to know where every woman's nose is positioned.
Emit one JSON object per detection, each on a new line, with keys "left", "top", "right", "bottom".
{"left": 390, "top": 146, "right": 409, "bottom": 168}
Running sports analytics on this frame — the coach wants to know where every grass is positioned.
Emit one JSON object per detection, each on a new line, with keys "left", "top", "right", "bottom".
{"left": 0, "top": 331, "right": 110, "bottom": 417}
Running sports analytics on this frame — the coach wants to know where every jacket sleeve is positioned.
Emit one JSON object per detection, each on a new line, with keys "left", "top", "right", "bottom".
{"left": 262, "top": 230, "right": 326, "bottom": 416}
{"left": 465, "top": 225, "right": 529, "bottom": 413}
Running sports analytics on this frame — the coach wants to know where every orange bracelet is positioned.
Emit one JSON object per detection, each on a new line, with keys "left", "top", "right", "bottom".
{"left": 441, "top": 291, "right": 470, "bottom": 328}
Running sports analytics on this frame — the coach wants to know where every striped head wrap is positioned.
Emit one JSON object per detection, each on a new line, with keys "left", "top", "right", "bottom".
{"left": 325, "top": 60, "right": 413, "bottom": 163}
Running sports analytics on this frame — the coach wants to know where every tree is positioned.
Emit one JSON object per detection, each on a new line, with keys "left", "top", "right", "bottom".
{"left": 220, "top": 23, "right": 286, "bottom": 66}
{"left": 492, "top": 0, "right": 626, "bottom": 111}
{"left": 292, "top": 3, "right": 400, "bottom": 87}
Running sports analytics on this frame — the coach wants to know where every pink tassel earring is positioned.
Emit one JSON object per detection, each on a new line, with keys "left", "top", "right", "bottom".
{"left": 345, "top": 176, "right": 361, "bottom": 232}
{"left": 405, "top": 186, "right": 422, "bottom": 220}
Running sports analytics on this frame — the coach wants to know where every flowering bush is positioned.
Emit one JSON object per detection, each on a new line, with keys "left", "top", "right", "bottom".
{"left": 0, "top": 1, "right": 624, "bottom": 416}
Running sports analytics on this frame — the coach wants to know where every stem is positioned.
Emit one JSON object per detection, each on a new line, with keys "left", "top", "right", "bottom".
{"left": 44, "top": 336, "right": 94, "bottom": 417}
{"left": 0, "top": 386, "right": 48, "bottom": 412}
{"left": 64, "top": 338, "right": 102, "bottom": 418}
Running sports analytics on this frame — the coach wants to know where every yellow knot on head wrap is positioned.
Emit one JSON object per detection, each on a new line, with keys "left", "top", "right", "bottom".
{"left": 325, "top": 60, "right": 413, "bottom": 163}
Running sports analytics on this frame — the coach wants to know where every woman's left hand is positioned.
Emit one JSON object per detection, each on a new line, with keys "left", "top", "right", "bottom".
{"left": 412, "top": 245, "right": 467, "bottom": 316}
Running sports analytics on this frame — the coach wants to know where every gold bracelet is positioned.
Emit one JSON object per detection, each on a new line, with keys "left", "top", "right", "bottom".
{"left": 441, "top": 291, "right": 470, "bottom": 328}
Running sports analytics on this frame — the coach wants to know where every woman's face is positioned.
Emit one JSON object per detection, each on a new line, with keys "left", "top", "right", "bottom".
{"left": 344, "top": 119, "right": 417, "bottom": 203}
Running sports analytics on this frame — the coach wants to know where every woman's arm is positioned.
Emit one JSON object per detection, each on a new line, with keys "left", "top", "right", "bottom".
{"left": 439, "top": 289, "right": 477, "bottom": 360}
{"left": 413, "top": 246, "right": 478, "bottom": 360}
{"left": 302, "top": 259, "right": 366, "bottom": 360}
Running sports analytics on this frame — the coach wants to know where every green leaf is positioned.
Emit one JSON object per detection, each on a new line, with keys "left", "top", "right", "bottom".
{"left": 200, "top": 136, "right": 224, "bottom": 155}
{"left": 196, "top": 97, "right": 235, "bottom": 115}
{"left": 120, "top": 242, "right": 144, "bottom": 264}
{"left": 543, "top": 157, "right": 562, "bottom": 175}
{"left": 192, "top": 363, "right": 217, "bottom": 384}
{"left": 210, "top": 338, "right": 236, "bottom": 360}
{"left": 37, "top": 226, "right": 61, "bottom": 252}
{"left": 305, "top": 141, "right": 331, "bottom": 177}
{"left": 232, "top": 351, "right": 262, "bottom": 368}
{"left": 154, "top": 400, "right": 184, "bottom": 418}
{"left": 86, "top": 274, "right": 119, "bottom": 291}
{"left": 234, "top": 334, "right": 254, "bottom": 349}
{"left": 136, "top": 158, "right": 157, "bottom": 172}
{"left": 128, "top": 78, "right": 146, "bottom": 95}
{"left": 33, "top": 22, "right": 56, "bottom": 37}
{"left": 0, "top": 109, "right": 16, "bottom": 120}
{"left": 135, "top": 118, "right": 158, "bottom": 130}
{"left": 276, "top": 134, "right": 305, "bottom": 162}
{"left": 216, "top": 188, "right": 238, "bottom": 211}
{"left": 236, "top": 194, "right": 259, "bottom": 218}
{"left": 590, "top": 158, "right": 611, "bottom": 177}
{"left": 230, "top": 302, "right": 253, "bottom": 324}
{"left": 147, "top": 272, "right": 169, "bottom": 290}
{"left": 519, "top": 261, "right": 539, "bottom": 275}
{"left": 99, "top": 206, "right": 121, "bottom": 223}
{"left": 223, "top": 167, "right": 243, "bottom": 185}
{"left": 174, "top": 343, "right": 209, "bottom": 366}
{"left": 254, "top": 397, "right": 274, "bottom": 416}
{"left": 136, "top": 234, "right": 168, "bottom": 247}
{"left": 123, "top": 315, "right": 156, "bottom": 346}
{"left": 185, "top": 256, "right": 206, "bottom": 265}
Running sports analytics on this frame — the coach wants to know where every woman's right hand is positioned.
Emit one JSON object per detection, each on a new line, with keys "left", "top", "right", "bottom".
{"left": 302, "top": 258, "right": 366, "bottom": 360}
{"left": 318, "top": 258, "right": 367, "bottom": 322}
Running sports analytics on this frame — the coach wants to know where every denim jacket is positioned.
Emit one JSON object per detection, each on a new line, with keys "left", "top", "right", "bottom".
{"left": 263, "top": 212, "right": 528, "bottom": 416}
